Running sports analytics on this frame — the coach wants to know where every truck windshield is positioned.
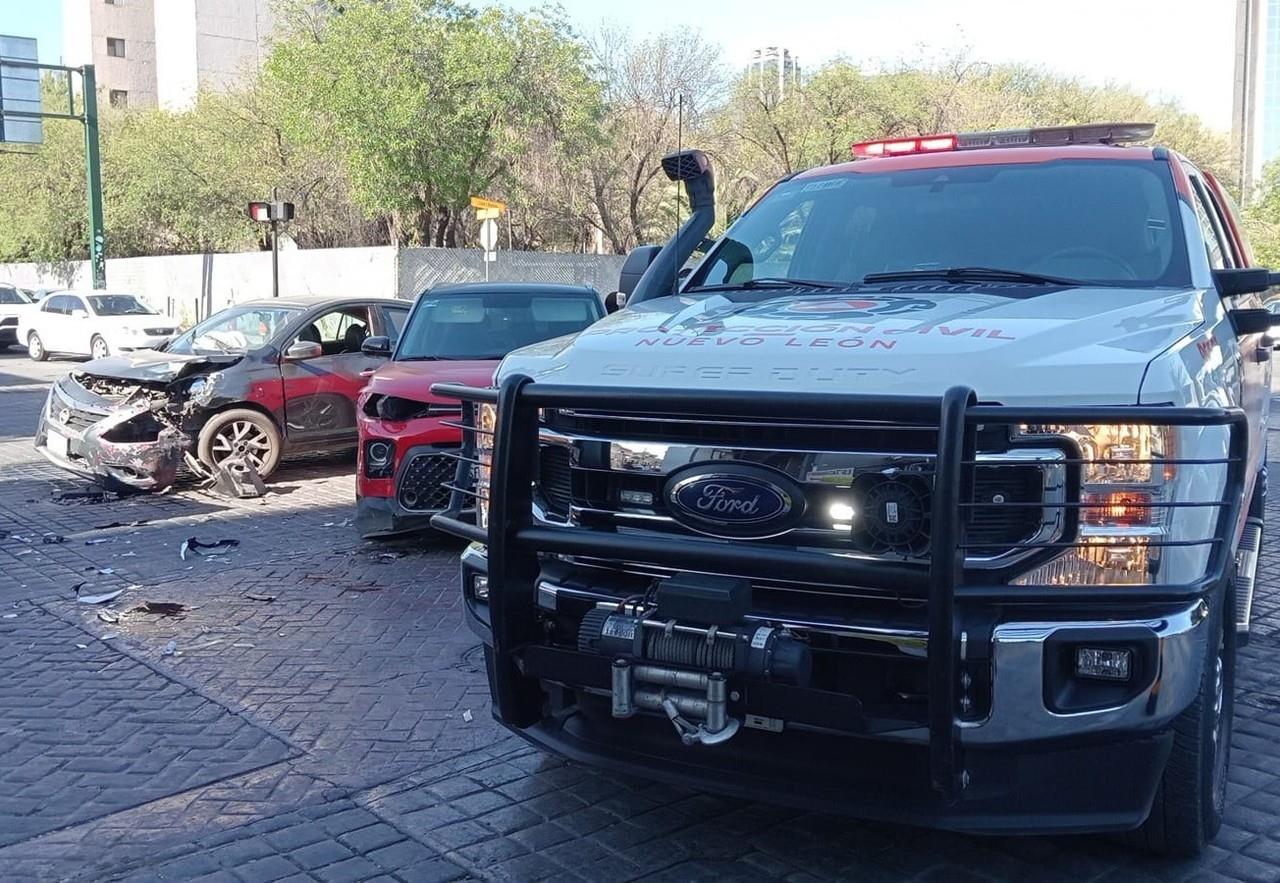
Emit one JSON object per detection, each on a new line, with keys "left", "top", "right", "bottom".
{"left": 687, "top": 159, "right": 1190, "bottom": 291}
{"left": 396, "top": 291, "right": 602, "bottom": 360}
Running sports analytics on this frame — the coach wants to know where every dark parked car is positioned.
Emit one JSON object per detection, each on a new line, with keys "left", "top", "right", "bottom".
{"left": 35, "top": 295, "right": 409, "bottom": 492}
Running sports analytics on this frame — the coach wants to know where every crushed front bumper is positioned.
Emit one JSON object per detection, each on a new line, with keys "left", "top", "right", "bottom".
{"left": 35, "top": 377, "right": 187, "bottom": 492}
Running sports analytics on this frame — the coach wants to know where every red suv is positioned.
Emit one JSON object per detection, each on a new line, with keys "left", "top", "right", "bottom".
{"left": 356, "top": 283, "right": 604, "bottom": 537}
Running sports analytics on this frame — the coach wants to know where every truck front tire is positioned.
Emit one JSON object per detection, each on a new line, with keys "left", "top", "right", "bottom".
{"left": 1130, "top": 577, "right": 1235, "bottom": 855}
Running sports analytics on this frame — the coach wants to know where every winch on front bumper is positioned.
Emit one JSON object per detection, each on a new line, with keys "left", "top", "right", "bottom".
{"left": 429, "top": 378, "right": 1248, "bottom": 831}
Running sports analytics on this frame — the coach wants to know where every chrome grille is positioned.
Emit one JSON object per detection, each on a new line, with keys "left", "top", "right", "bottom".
{"left": 536, "top": 415, "right": 1063, "bottom": 567}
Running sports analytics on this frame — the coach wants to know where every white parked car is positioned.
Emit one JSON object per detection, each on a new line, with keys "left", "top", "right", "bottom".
{"left": 19, "top": 291, "right": 178, "bottom": 361}
{"left": 0, "top": 283, "right": 34, "bottom": 349}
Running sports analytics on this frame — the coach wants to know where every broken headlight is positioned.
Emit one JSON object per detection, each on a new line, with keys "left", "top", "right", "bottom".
{"left": 1012, "top": 423, "right": 1227, "bottom": 586}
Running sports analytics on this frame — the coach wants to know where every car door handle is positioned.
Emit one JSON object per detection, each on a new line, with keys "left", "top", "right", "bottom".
{"left": 359, "top": 369, "right": 377, "bottom": 377}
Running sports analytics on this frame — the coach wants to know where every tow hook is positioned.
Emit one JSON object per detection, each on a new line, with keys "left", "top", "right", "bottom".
{"left": 611, "top": 659, "right": 740, "bottom": 746}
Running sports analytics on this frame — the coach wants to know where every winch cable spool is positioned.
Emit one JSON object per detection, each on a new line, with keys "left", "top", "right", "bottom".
{"left": 577, "top": 608, "right": 812, "bottom": 746}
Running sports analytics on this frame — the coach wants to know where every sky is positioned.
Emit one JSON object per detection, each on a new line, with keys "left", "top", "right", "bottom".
{"left": 0, "top": 0, "right": 1239, "bottom": 131}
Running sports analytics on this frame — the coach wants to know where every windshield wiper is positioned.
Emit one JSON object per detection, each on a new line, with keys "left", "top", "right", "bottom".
{"left": 686, "top": 277, "right": 851, "bottom": 293}
{"left": 863, "top": 267, "right": 1083, "bottom": 286}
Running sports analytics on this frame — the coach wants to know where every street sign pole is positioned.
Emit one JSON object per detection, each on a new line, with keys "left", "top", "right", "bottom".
{"left": 82, "top": 65, "right": 106, "bottom": 289}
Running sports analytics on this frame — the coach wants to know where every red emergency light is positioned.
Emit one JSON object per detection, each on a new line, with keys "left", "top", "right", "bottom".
{"left": 851, "top": 134, "right": 957, "bottom": 158}
{"left": 248, "top": 202, "right": 272, "bottom": 222}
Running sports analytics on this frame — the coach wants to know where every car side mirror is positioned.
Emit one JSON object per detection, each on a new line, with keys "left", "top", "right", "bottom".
{"left": 1214, "top": 267, "right": 1280, "bottom": 296}
{"left": 604, "top": 291, "right": 628, "bottom": 314}
{"left": 283, "top": 340, "right": 323, "bottom": 360}
{"left": 361, "top": 335, "right": 392, "bottom": 356}
{"left": 618, "top": 245, "right": 662, "bottom": 296}
{"left": 1229, "top": 308, "right": 1280, "bottom": 335}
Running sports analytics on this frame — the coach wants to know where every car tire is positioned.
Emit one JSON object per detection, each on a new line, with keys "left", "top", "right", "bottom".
{"left": 27, "top": 332, "right": 47, "bottom": 361}
{"left": 1129, "top": 576, "right": 1235, "bottom": 856}
{"left": 197, "top": 409, "right": 283, "bottom": 479}
{"left": 90, "top": 335, "right": 109, "bottom": 360}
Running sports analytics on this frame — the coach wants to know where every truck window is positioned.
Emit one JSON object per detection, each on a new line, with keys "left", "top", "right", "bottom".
{"left": 689, "top": 159, "right": 1190, "bottom": 289}
{"left": 1185, "top": 171, "right": 1232, "bottom": 271}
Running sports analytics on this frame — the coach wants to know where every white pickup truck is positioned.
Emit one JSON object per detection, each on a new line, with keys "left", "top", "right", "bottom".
{"left": 431, "top": 124, "right": 1274, "bottom": 855}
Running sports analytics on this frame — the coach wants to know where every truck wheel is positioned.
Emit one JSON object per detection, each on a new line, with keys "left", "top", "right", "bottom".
{"left": 27, "top": 332, "right": 47, "bottom": 361}
{"left": 198, "top": 409, "right": 282, "bottom": 479}
{"left": 1130, "top": 578, "right": 1235, "bottom": 856}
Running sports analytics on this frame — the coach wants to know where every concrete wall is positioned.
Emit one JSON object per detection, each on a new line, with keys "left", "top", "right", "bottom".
{"left": 0, "top": 247, "right": 627, "bottom": 326}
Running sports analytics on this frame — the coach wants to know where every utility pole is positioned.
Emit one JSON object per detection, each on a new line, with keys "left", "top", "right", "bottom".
{"left": 83, "top": 66, "right": 106, "bottom": 288}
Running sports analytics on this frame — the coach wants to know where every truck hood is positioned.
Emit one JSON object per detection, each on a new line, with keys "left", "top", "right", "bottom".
{"left": 499, "top": 287, "right": 1207, "bottom": 406}
{"left": 79, "top": 349, "right": 243, "bottom": 384}
{"left": 366, "top": 359, "right": 498, "bottom": 402}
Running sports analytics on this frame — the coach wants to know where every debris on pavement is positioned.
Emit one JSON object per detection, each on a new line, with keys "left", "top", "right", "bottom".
{"left": 244, "top": 592, "right": 276, "bottom": 602}
{"left": 92, "top": 519, "right": 149, "bottom": 530}
{"left": 2, "top": 613, "right": 17, "bottom": 619}
{"left": 132, "top": 602, "right": 187, "bottom": 617}
{"left": 84, "top": 538, "right": 111, "bottom": 545}
{"left": 76, "top": 643, "right": 88, "bottom": 650}
{"left": 97, "top": 610, "right": 120, "bottom": 624}
{"left": 186, "top": 452, "right": 267, "bottom": 499}
{"left": 179, "top": 537, "right": 241, "bottom": 561}
{"left": 97, "top": 567, "right": 115, "bottom": 575}
{"left": 161, "top": 640, "right": 177, "bottom": 656}
{"left": 55, "top": 490, "right": 114, "bottom": 505}
{"left": 41, "top": 533, "right": 65, "bottom": 545}
{"left": 76, "top": 587, "right": 126, "bottom": 605}
{"left": 463, "top": 709, "right": 474, "bottom": 723}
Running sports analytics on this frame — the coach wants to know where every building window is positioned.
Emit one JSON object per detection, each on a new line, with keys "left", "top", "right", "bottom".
{"left": 106, "top": 37, "right": 125, "bottom": 58}
{"left": 104, "top": 0, "right": 122, "bottom": 5}
{"left": 109, "top": 90, "right": 127, "bottom": 108}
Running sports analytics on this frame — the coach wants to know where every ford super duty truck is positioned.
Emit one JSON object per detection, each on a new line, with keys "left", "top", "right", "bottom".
{"left": 431, "top": 123, "right": 1276, "bottom": 855}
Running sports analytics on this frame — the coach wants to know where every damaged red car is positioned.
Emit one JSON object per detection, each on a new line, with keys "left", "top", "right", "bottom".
{"left": 35, "top": 296, "right": 409, "bottom": 492}
{"left": 356, "top": 283, "right": 604, "bottom": 538}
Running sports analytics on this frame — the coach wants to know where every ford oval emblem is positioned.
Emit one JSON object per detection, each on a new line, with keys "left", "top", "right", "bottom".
{"left": 664, "top": 463, "right": 806, "bottom": 539}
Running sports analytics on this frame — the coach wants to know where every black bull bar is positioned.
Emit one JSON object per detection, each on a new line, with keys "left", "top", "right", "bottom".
{"left": 429, "top": 375, "right": 1249, "bottom": 799}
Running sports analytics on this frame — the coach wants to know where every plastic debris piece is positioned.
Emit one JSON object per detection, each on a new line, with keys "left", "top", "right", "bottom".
{"left": 98, "top": 610, "right": 120, "bottom": 624}
{"left": 245, "top": 592, "right": 276, "bottom": 602}
{"left": 84, "top": 538, "right": 110, "bottom": 546}
{"left": 463, "top": 709, "right": 474, "bottom": 723}
{"left": 161, "top": 640, "right": 177, "bottom": 656}
{"left": 76, "top": 643, "right": 88, "bottom": 650}
{"left": 179, "top": 537, "right": 240, "bottom": 561}
{"left": 97, "top": 567, "right": 115, "bottom": 575}
{"left": 41, "top": 534, "right": 65, "bottom": 545}
{"left": 77, "top": 588, "right": 125, "bottom": 605}
{"left": 132, "top": 602, "right": 187, "bottom": 617}
{"left": 92, "top": 520, "right": 148, "bottom": 530}
{"left": 2, "top": 613, "right": 17, "bottom": 619}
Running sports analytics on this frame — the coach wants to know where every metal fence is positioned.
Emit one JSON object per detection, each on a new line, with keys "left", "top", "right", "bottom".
{"left": 397, "top": 248, "right": 627, "bottom": 298}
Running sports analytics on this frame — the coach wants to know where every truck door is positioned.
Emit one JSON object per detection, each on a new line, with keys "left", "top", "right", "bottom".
{"left": 1187, "top": 166, "right": 1268, "bottom": 483}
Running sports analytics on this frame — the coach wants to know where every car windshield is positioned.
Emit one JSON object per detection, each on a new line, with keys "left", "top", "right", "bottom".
{"left": 396, "top": 291, "right": 602, "bottom": 360}
{"left": 167, "top": 305, "right": 303, "bottom": 355}
{"left": 88, "top": 294, "right": 154, "bottom": 316}
{"left": 686, "top": 159, "right": 1190, "bottom": 291}
{"left": 0, "top": 287, "right": 30, "bottom": 305}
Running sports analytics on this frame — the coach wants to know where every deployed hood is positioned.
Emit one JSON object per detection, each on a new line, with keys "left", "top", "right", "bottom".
{"left": 78, "top": 349, "right": 242, "bottom": 384}
{"left": 499, "top": 287, "right": 1207, "bottom": 406}
{"left": 366, "top": 358, "right": 498, "bottom": 401}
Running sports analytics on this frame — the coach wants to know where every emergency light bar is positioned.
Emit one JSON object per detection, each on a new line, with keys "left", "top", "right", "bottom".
{"left": 851, "top": 122, "right": 1156, "bottom": 159}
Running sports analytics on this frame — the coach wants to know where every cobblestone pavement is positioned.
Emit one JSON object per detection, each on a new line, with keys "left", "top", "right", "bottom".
{"left": 6, "top": 349, "right": 1280, "bottom": 881}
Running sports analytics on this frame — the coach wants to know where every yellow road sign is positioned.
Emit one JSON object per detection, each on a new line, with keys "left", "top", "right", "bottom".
{"left": 469, "top": 195, "right": 506, "bottom": 212}
{"left": 475, "top": 207, "right": 501, "bottom": 220}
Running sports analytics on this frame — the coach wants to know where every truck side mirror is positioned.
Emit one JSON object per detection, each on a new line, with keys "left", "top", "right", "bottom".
{"left": 618, "top": 245, "right": 662, "bottom": 296}
{"left": 1214, "top": 267, "right": 1279, "bottom": 296}
{"left": 604, "top": 291, "right": 627, "bottom": 313}
{"left": 361, "top": 335, "right": 392, "bottom": 356}
{"left": 1229, "top": 308, "right": 1280, "bottom": 335}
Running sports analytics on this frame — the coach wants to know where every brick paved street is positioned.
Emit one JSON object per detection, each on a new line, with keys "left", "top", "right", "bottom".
{"left": 6, "top": 348, "right": 1280, "bottom": 882}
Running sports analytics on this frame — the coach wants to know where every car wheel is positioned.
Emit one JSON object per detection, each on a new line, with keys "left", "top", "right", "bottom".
{"left": 197, "top": 409, "right": 283, "bottom": 479}
{"left": 27, "top": 332, "right": 47, "bottom": 361}
{"left": 1129, "top": 577, "right": 1235, "bottom": 855}
{"left": 90, "top": 335, "right": 109, "bottom": 360}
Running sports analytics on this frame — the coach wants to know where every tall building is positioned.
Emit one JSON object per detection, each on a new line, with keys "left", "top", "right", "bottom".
{"left": 750, "top": 47, "right": 800, "bottom": 100}
{"left": 61, "top": 0, "right": 275, "bottom": 111}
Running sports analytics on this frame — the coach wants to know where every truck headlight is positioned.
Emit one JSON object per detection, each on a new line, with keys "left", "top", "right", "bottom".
{"left": 1012, "top": 423, "right": 1226, "bottom": 586}
{"left": 474, "top": 403, "right": 497, "bottom": 530}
